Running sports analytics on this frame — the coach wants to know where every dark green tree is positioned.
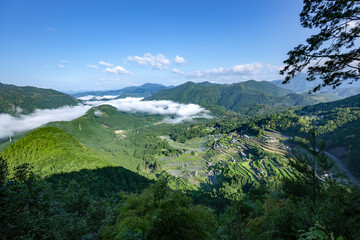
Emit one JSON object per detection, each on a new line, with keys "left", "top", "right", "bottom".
{"left": 103, "top": 179, "right": 216, "bottom": 240}
{"left": 281, "top": 0, "right": 360, "bottom": 92}
{"left": 289, "top": 128, "right": 333, "bottom": 206}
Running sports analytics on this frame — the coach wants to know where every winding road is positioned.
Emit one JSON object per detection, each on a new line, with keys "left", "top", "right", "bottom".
{"left": 266, "top": 130, "right": 360, "bottom": 187}
{"left": 325, "top": 151, "right": 360, "bottom": 187}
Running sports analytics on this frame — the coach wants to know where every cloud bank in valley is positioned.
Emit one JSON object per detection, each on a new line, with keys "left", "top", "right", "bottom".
{"left": 0, "top": 98, "right": 211, "bottom": 138}
{"left": 77, "top": 95, "right": 120, "bottom": 101}
{"left": 87, "top": 97, "right": 211, "bottom": 124}
{"left": 0, "top": 105, "right": 91, "bottom": 139}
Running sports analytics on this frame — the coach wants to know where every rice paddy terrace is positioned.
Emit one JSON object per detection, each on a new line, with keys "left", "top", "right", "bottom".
{"left": 158, "top": 131, "right": 297, "bottom": 187}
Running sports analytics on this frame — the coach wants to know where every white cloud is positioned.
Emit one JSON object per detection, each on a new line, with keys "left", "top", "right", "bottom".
{"left": 77, "top": 95, "right": 119, "bottom": 101}
{"left": 172, "top": 68, "right": 183, "bottom": 74}
{"left": 58, "top": 64, "right": 65, "bottom": 68}
{"left": 0, "top": 105, "right": 91, "bottom": 138}
{"left": 174, "top": 55, "right": 186, "bottom": 64}
{"left": 99, "top": 61, "right": 114, "bottom": 67}
{"left": 172, "top": 63, "right": 283, "bottom": 81}
{"left": 87, "top": 64, "right": 98, "bottom": 69}
{"left": 127, "top": 53, "right": 170, "bottom": 70}
{"left": 87, "top": 98, "right": 212, "bottom": 124}
{"left": 0, "top": 98, "right": 212, "bottom": 138}
{"left": 104, "top": 66, "right": 132, "bottom": 75}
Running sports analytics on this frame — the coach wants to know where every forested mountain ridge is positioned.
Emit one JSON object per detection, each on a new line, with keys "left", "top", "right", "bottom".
{"left": 146, "top": 80, "right": 337, "bottom": 115}
{"left": 0, "top": 82, "right": 79, "bottom": 115}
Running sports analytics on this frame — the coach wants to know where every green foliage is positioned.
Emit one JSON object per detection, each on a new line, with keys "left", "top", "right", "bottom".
{"left": 0, "top": 82, "right": 79, "bottom": 115}
{"left": 47, "top": 166, "right": 152, "bottom": 197}
{"left": 298, "top": 224, "right": 344, "bottom": 240}
{"left": 169, "top": 124, "right": 207, "bottom": 142}
{"left": 104, "top": 180, "right": 216, "bottom": 240}
{"left": 217, "top": 179, "right": 360, "bottom": 240}
{"left": 290, "top": 129, "right": 333, "bottom": 205}
{"left": 0, "top": 154, "right": 153, "bottom": 240}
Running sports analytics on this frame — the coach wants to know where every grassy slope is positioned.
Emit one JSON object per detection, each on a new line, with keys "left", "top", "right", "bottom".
{"left": 1, "top": 127, "right": 112, "bottom": 176}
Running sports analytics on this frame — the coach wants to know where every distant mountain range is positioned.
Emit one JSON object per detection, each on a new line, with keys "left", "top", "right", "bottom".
{"left": 4, "top": 78, "right": 360, "bottom": 118}
{"left": 146, "top": 80, "right": 338, "bottom": 116}
{"left": 271, "top": 74, "right": 360, "bottom": 98}
{"left": 0, "top": 82, "right": 79, "bottom": 115}
{"left": 71, "top": 83, "right": 172, "bottom": 99}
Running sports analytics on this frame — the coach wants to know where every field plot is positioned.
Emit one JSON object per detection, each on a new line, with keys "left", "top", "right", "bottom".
{"left": 160, "top": 136, "right": 210, "bottom": 153}
{"left": 158, "top": 133, "right": 296, "bottom": 188}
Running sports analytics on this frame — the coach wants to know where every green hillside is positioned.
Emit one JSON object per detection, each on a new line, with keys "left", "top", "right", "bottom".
{"left": 0, "top": 82, "right": 79, "bottom": 115}
{"left": 302, "top": 93, "right": 360, "bottom": 112}
{"left": 146, "top": 81, "right": 336, "bottom": 115}
{"left": 47, "top": 105, "right": 163, "bottom": 145}
{"left": 1, "top": 127, "right": 112, "bottom": 176}
{"left": 46, "top": 105, "right": 164, "bottom": 171}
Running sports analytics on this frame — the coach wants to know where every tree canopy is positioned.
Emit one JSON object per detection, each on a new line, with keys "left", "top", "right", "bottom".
{"left": 281, "top": 0, "right": 360, "bottom": 92}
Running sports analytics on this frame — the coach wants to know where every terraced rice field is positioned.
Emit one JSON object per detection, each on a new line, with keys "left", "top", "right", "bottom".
{"left": 159, "top": 134, "right": 295, "bottom": 187}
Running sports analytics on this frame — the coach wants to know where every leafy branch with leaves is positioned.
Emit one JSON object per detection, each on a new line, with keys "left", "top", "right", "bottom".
{"left": 281, "top": 0, "right": 360, "bottom": 92}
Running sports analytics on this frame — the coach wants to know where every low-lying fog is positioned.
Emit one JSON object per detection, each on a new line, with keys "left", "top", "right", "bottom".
{"left": 0, "top": 97, "right": 211, "bottom": 138}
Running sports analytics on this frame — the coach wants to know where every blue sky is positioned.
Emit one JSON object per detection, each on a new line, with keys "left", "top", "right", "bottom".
{"left": 0, "top": 0, "right": 313, "bottom": 91}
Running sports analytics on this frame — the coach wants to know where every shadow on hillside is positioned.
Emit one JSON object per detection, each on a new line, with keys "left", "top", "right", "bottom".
{"left": 185, "top": 180, "right": 236, "bottom": 213}
{"left": 46, "top": 166, "right": 154, "bottom": 198}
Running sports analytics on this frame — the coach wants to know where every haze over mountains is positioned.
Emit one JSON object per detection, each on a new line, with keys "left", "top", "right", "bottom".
{"left": 271, "top": 74, "right": 360, "bottom": 98}
{"left": 70, "top": 83, "right": 172, "bottom": 99}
